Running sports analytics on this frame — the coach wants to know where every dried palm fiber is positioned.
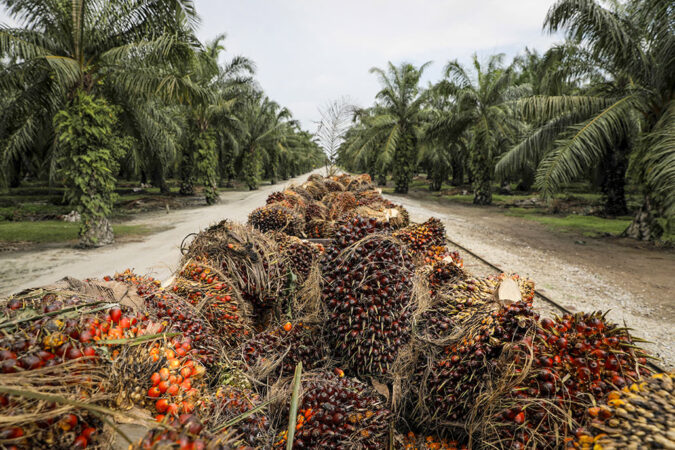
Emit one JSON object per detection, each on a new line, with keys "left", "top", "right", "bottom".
{"left": 306, "top": 173, "right": 324, "bottom": 183}
{"left": 181, "top": 220, "right": 287, "bottom": 314}
{"left": 306, "top": 217, "right": 336, "bottom": 239}
{"left": 242, "top": 321, "right": 329, "bottom": 380}
{"left": 570, "top": 373, "right": 674, "bottom": 450}
{"left": 350, "top": 205, "right": 409, "bottom": 229}
{"left": 272, "top": 371, "right": 392, "bottom": 449}
{"left": 323, "top": 178, "right": 346, "bottom": 192}
{"left": 469, "top": 311, "right": 652, "bottom": 450}
{"left": 322, "top": 220, "right": 416, "bottom": 378}
{"left": 301, "top": 179, "right": 328, "bottom": 200}
{"left": 324, "top": 191, "right": 358, "bottom": 220}
{"left": 287, "top": 184, "right": 314, "bottom": 203}
{"left": 345, "top": 174, "right": 375, "bottom": 191}
{"left": 170, "top": 259, "right": 252, "bottom": 346}
{"left": 248, "top": 203, "right": 305, "bottom": 237}
{"left": 355, "top": 189, "right": 385, "bottom": 206}
{"left": 398, "top": 431, "right": 470, "bottom": 450}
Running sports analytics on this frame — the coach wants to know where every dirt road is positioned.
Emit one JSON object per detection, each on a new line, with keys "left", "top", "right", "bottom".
{"left": 0, "top": 170, "right": 323, "bottom": 297}
{"left": 386, "top": 193, "right": 675, "bottom": 369}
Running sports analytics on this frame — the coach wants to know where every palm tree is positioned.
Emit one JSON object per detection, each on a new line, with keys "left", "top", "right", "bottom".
{"left": 347, "top": 62, "right": 431, "bottom": 193}
{"left": 0, "top": 0, "right": 202, "bottom": 245}
{"left": 496, "top": 0, "right": 673, "bottom": 238}
{"left": 236, "top": 91, "right": 293, "bottom": 190}
{"left": 430, "top": 54, "right": 522, "bottom": 204}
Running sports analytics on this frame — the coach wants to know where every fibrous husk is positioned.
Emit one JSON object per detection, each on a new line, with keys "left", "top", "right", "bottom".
{"left": 181, "top": 220, "right": 287, "bottom": 315}
{"left": 324, "top": 191, "right": 358, "bottom": 220}
{"left": 301, "top": 180, "right": 328, "bottom": 200}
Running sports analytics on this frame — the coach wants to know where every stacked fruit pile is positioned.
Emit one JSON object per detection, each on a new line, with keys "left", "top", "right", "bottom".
{"left": 259, "top": 174, "right": 410, "bottom": 237}
{"left": 1, "top": 172, "right": 669, "bottom": 450}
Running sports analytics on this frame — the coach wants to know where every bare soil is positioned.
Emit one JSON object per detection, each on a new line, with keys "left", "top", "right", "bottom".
{"left": 387, "top": 193, "right": 675, "bottom": 369}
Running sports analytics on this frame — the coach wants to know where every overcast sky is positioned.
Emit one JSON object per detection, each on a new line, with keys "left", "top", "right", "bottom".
{"left": 1, "top": 1, "right": 563, "bottom": 130}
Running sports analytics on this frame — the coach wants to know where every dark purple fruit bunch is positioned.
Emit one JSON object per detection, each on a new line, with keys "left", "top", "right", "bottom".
{"left": 323, "top": 230, "right": 414, "bottom": 376}
{"left": 274, "top": 373, "right": 391, "bottom": 449}
{"left": 242, "top": 322, "right": 327, "bottom": 378}
{"left": 327, "top": 215, "right": 390, "bottom": 252}
{"left": 248, "top": 203, "right": 305, "bottom": 237}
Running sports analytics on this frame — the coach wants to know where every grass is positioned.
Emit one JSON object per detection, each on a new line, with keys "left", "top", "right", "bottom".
{"left": 504, "top": 208, "right": 632, "bottom": 236}
{"left": 0, "top": 221, "right": 157, "bottom": 244}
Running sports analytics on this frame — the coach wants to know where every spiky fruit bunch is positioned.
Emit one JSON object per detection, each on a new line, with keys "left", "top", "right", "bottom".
{"left": 484, "top": 312, "right": 652, "bottom": 449}
{"left": 105, "top": 269, "right": 162, "bottom": 296}
{"left": 201, "top": 386, "right": 270, "bottom": 447}
{"left": 306, "top": 218, "right": 336, "bottom": 239}
{"left": 135, "top": 414, "right": 232, "bottom": 450}
{"left": 327, "top": 215, "right": 390, "bottom": 251}
{"left": 171, "top": 261, "right": 250, "bottom": 345}
{"left": 412, "top": 301, "right": 539, "bottom": 429}
{"left": 304, "top": 200, "right": 328, "bottom": 222}
{"left": 289, "top": 185, "right": 314, "bottom": 203}
{"left": 267, "top": 191, "right": 288, "bottom": 205}
{"left": 243, "top": 322, "right": 327, "bottom": 378}
{"left": 144, "top": 290, "right": 220, "bottom": 365}
{"left": 427, "top": 258, "right": 466, "bottom": 295}
{"left": 354, "top": 189, "right": 385, "bottom": 207}
{"left": 324, "top": 178, "right": 346, "bottom": 192}
{"left": 401, "top": 432, "right": 469, "bottom": 450}
{"left": 302, "top": 180, "right": 329, "bottom": 200}
{"left": 394, "top": 218, "right": 448, "bottom": 264}
{"left": 274, "top": 373, "right": 392, "bottom": 449}
{"left": 571, "top": 373, "right": 674, "bottom": 450}
{"left": 248, "top": 203, "right": 305, "bottom": 236}
{"left": 323, "top": 232, "right": 415, "bottom": 376}
{"left": 277, "top": 237, "right": 323, "bottom": 282}
{"left": 324, "top": 191, "right": 358, "bottom": 220}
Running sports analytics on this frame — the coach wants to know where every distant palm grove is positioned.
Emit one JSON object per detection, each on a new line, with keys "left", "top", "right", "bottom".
{"left": 339, "top": 0, "right": 673, "bottom": 241}
{"left": 0, "top": 0, "right": 325, "bottom": 246}
{"left": 1, "top": 0, "right": 673, "bottom": 245}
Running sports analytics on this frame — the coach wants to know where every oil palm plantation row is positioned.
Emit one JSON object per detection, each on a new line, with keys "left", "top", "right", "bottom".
{"left": 339, "top": 0, "right": 673, "bottom": 240}
{"left": 0, "top": 0, "right": 325, "bottom": 246}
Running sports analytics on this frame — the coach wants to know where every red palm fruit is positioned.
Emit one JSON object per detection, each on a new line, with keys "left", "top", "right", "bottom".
{"left": 155, "top": 399, "right": 169, "bottom": 413}
{"left": 109, "top": 307, "right": 122, "bottom": 323}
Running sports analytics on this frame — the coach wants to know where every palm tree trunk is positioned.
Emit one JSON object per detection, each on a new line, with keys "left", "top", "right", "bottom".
{"left": 451, "top": 162, "right": 464, "bottom": 186}
{"left": 517, "top": 166, "right": 535, "bottom": 191}
{"left": 179, "top": 150, "right": 195, "bottom": 196}
{"left": 623, "top": 196, "right": 663, "bottom": 241}
{"left": 79, "top": 217, "right": 114, "bottom": 248}
{"left": 377, "top": 173, "right": 387, "bottom": 186}
{"left": 393, "top": 133, "right": 417, "bottom": 194}
{"left": 599, "top": 145, "right": 628, "bottom": 216}
{"left": 151, "top": 164, "right": 170, "bottom": 195}
{"left": 471, "top": 153, "right": 492, "bottom": 205}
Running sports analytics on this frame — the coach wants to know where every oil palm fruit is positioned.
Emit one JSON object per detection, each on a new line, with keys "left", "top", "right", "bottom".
{"left": 274, "top": 372, "right": 392, "bottom": 449}
{"left": 248, "top": 203, "right": 305, "bottom": 237}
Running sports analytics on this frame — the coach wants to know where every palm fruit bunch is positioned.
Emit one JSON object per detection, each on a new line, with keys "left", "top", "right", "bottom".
{"left": 411, "top": 300, "right": 539, "bottom": 430}
{"left": 266, "top": 191, "right": 287, "bottom": 205}
{"left": 302, "top": 179, "right": 328, "bottom": 200}
{"left": 327, "top": 215, "right": 390, "bottom": 251}
{"left": 143, "top": 289, "right": 221, "bottom": 365}
{"left": 276, "top": 236, "right": 323, "bottom": 282}
{"left": 274, "top": 372, "right": 392, "bottom": 449}
{"left": 288, "top": 185, "right": 314, "bottom": 205}
{"left": 324, "top": 178, "right": 346, "bottom": 192}
{"left": 394, "top": 218, "right": 449, "bottom": 264}
{"left": 304, "top": 200, "right": 328, "bottom": 222}
{"left": 200, "top": 385, "right": 270, "bottom": 447}
{"left": 104, "top": 268, "right": 161, "bottom": 296}
{"left": 134, "top": 413, "right": 233, "bottom": 450}
{"left": 145, "top": 339, "right": 208, "bottom": 421}
{"left": 248, "top": 203, "right": 305, "bottom": 237}
{"left": 426, "top": 258, "right": 467, "bottom": 295}
{"left": 182, "top": 221, "right": 286, "bottom": 313}
{"left": 354, "top": 189, "right": 384, "bottom": 207}
{"left": 324, "top": 191, "right": 358, "bottom": 220}
{"left": 570, "top": 373, "right": 674, "bottom": 450}
{"left": 482, "top": 312, "right": 652, "bottom": 449}
{"left": 401, "top": 432, "right": 469, "bottom": 450}
{"left": 171, "top": 260, "right": 251, "bottom": 346}
{"left": 242, "top": 322, "right": 327, "bottom": 378}
{"left": 322, "top": 220, "right": 414, "bottom": 376}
